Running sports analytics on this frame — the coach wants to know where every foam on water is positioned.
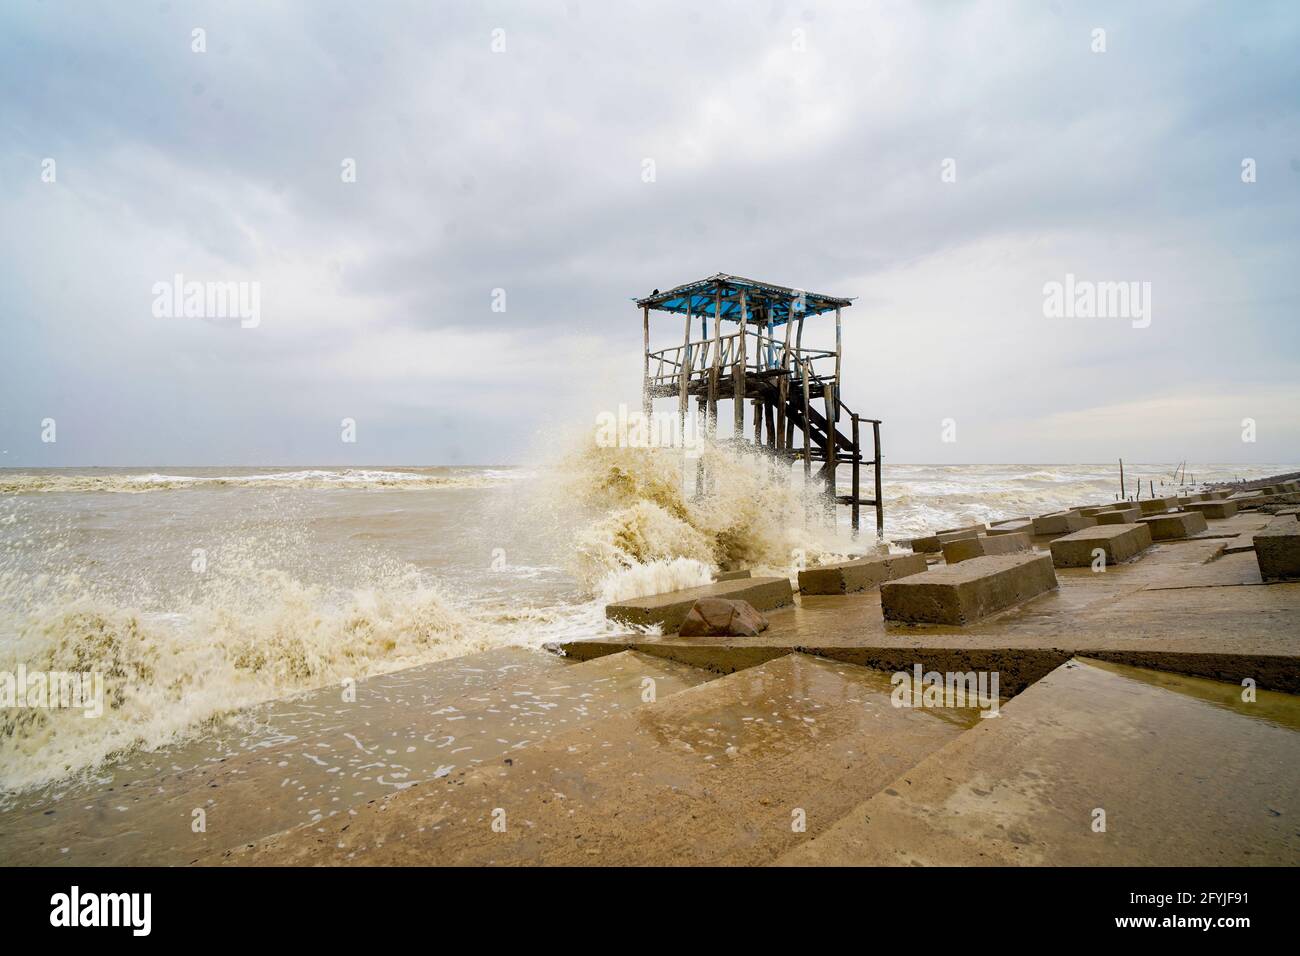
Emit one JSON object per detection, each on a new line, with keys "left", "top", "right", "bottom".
{"left": 1, "top": 442, "right": 1293, "bottom": 792}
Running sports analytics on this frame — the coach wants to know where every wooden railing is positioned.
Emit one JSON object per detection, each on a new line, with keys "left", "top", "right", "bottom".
{"left": 647, "top": 333, "right": 837, "bottom": 389}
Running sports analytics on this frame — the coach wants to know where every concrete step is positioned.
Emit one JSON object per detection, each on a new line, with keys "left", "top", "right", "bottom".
{"left": 1139, "top": 496, "right": 1180, "bottom": 514}
{"left": 218, "top": 653, "right": 984, "bottom": 866}
{"left": 1255, "top": 517, "right": 1300, "bottom": 582}
{"left": 0, "top": 648, "right": 714, "bottom": 865}
{"left": 907, "top": 525, "right": 983, "bottom": 554}
{"left": 775, "top": 658, "right": 1300, "bottom": 865}
{"left": 942, "top": 532, "right": 1032, "bottom": 564}
{"left": 1096, "top": 506, "right": 1141, "bottom": 525}
{"left": 606, "top": 576, "right": 794, "bottom": 633}
{"left": 881, "top": 553, "right": 1059, "bottom": 626}
{"left": 1032, "top": 510, "right": 1093, "bottom": 536}
{"left": 798, "top": 552, "right": 926, "bottom": 594}
{"left": 1185, "top": 499, "right": 1238, "bottom": 519}
{"left": 1049, "top": 523, "right": 1152, "bottom": 568}
{"left": 1139, "top": 510, "right": 1209, "bottom": 540}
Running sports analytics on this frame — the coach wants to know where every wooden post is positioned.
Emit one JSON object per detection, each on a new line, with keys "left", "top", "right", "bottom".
{"left": 795, "top": 358, "right": 806, "bottom": 478}
{"left": 824, "top": 381, "right": 837, "bottom": 500}
{"left": 734, "top": 289, "right": 746, "bottom": 439}
{"left": 707, "top": 285, "right": 721, "bottom": 436}
{"left": 872, "top": 419, "right": 883, "bottom": 537}
{"left": 764, "top": 403, "right": 776, "bottom": 451}
{"left": 1119, "top": 458, "right": 1125, "bottom": 500}
{"left": 752, "top": 399, "right": 762, "bottom": 445}
{"left": 833, "top": 306, "right": 842, "bottom": 423}
{"left": 679, "top": 298, "right": 692, "bottom": 435}
{"left": 851, "top": 414, "right": 861, "bottom": 536}
{"left": 641, "top": 305, "right": 651, "bottom": 416}
{"left": 777, "top": 300, "right": 793, "bottom": 455}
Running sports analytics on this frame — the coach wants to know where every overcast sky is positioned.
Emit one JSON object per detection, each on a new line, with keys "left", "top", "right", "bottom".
{"left": 2, "top": 0, "right": 1297, "bottom": 466}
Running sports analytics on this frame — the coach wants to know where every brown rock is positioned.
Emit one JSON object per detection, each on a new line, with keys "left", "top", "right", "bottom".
{"left": 678, "top": 597, "right": 769, "bottom": 637}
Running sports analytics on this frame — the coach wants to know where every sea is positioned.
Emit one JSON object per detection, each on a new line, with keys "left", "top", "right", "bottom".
{"left": 1, "top": 436, "right": 1292, "bottom": 794}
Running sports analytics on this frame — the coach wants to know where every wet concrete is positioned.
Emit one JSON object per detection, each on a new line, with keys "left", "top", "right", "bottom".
{"left": 215, "top": 654, "right": 981, "bottom": 866}
{"left": 0, "top": 648, "right": 711, "bottom": 865}
{"left": 774, "top": 659, "right": 1300, "bottom": 866}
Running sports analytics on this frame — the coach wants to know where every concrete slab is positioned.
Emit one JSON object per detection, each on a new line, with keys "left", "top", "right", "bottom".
{"left": 798, "top": 552, "right": 927, "bottom": 595}
{"left": 1050, "top": 523, "right": 1152, "bottom": 568}
{"left": 1256, "top": 518, "right": 1300, "bottom": 582}
{"left": 774, "top": 659, "right": 1300, "bottom": 865}
{"left": 1138, "top": 496, "right": 1179, "bottom": 515}
{"left": 907, "top": 526, "right": 983, "bottom": 554}
{"left": 606, "top": 576, "right": 794, "bottom": 633}
{"left": 1096, "top": 506, "right": 1141, "bottom": 525}
{"left": 987, "top": 520, "right": 1036, "bottom": 538}
{"left": 941, "top": 532, "right": 1032, "bottom": 564}
{"left": 715, "top": 569, "right": 752, "bottom": 581}
{"left": 216, "top": 654, "right": 981, "bottom": 866}
{"left": 881, "top": 553, "right": 1058, "bottom": 626}
{"left": 1184, "top": 499, "right": 1238, "bottom": 519}
{"left": 0, "top": 647, "right": 714, "bottom": 866}
{"left": 1031, "top": 511, "right": 1088, "bottom": 536}
{"left": 1138, "top": 511, "right": 1210, "bottom": 540}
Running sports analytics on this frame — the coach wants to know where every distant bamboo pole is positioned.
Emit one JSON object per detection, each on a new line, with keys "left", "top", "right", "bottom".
{"left": 1119, "top": 458, "right": 1125, "bottom": 499}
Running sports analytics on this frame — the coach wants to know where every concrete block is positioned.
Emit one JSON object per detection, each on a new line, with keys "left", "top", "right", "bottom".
{"left": 798, "top": 552, "right": 927, "bottom": 595}
{"left": 1137, "top": 511, "right": 1209, "bottom": 540}
{"left": 987, "top": 520, "right": 1036, "bottom": 537}
{"left": 606, "top": 576, "right": 793, "bottom": 633}
{"left": 907, "top": 525, "right": 983, "bottom": 554}
{"left": 1049, "top": 523, "right": 1152, "bottom": 568}
{"left": 1096, "top": 506, "right": 1141, "bottom": 525}
{"left": 1079, "top": 505, "right": 1123, "bottom": 517}
{"left": 1254, "top": 518, "right": 1300, "bottom": 582}
{"left": 714, "top": 569, "right": 752, "bottom": 581}
{"left": 880, "top": 553, "right": 1058, "bottom": 626}
{"left": 1184, "top": 499, "right": 1238, "bottom": 520}
{"left": 1031, "top": 510, "right": 1088, "bottom": 536}
{"left": 941, "top": 532, "right": 1032, "bottom": 564}
{"left": 1138, "top": 496, "right": 1179, "bottom": 515}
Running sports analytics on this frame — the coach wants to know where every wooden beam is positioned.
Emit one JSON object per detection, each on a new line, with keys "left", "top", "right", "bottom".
{"left": 873, "top": 419, "right": 884, "bottom": 537}
{"left": 679, "top": 297, "right": 692, "bottom": 434}
{"left": 851, "top": 414, "right": 860, "bottom": 536}
{"left": 734, "top": 289, "right": 746, "bottom": 438}
{"left": 642, "top": 305, "right": 651, "bottom": 416}
{"left": 833, "top": 305, "right": 842, "bottom": 424}
{"left": 801, "top": 360, "right": 812, "bottom": 479}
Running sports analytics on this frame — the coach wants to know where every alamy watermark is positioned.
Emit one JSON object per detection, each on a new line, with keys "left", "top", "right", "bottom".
{"left": 152, "top": 274, "right": 261, "bottom": 328}
{"left": 891, "top": 665, "right": 1000, "bottom": 718}
{"left": 595, "top": 403, "right": 705, "bottom": 452}
{"left": 1043, "top": 273, "right": 1151, "bottom": 329}
{"left": 1, "top": 665, "right": 104, "bottom": 718}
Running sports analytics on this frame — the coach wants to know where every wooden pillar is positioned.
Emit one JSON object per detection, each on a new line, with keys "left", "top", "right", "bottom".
{"left": 764, "top": 403, "right": 776, "bottom": 451}
{"left": 777, "top": 303, "right": 793, "bottom": 454}
{"left": 752, "top": 399, "right": 762, "bottom": 445}
{"left": 679, "top": 298, "right": 692, "bottom": 436}
{"left": 800, "top": 359, "right": 812, "bottom": 479}
{"left": 824, "top": 381, "right": 837, "bottom": 499}
{"left": 833, "top": 306, "right": 842, "bottom": 423}
{"left": 851, "top": 414, "right": 861, "bottom": 536}
{"left": 707, "top": 286, "right": 721, "bottom": 437}
{"left": 733, "top": 289, "right": 746, "bottom": 439}
{"left": 873, "top": 419, "right": 884, "bottom": 537}
{"left": 641, "top": 305, "right": 651, "bottom": 416}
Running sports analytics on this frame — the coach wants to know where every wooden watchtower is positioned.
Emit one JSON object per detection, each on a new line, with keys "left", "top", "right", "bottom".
{"left": 638, "top": 273, "right": 883, "bottom": 536}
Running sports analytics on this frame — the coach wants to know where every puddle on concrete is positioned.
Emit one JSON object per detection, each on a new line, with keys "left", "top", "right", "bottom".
{"left": 1079, "top": 657, "right": 1300, "bottom": 731}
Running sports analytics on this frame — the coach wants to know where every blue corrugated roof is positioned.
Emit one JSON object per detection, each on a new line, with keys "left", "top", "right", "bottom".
{"left": 635, "top": 273, "right": 852, "bottom": 324}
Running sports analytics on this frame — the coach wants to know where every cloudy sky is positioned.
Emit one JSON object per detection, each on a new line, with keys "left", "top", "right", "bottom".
{"left": 2, "top": 0, "right": 1297, "bottom": 466}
